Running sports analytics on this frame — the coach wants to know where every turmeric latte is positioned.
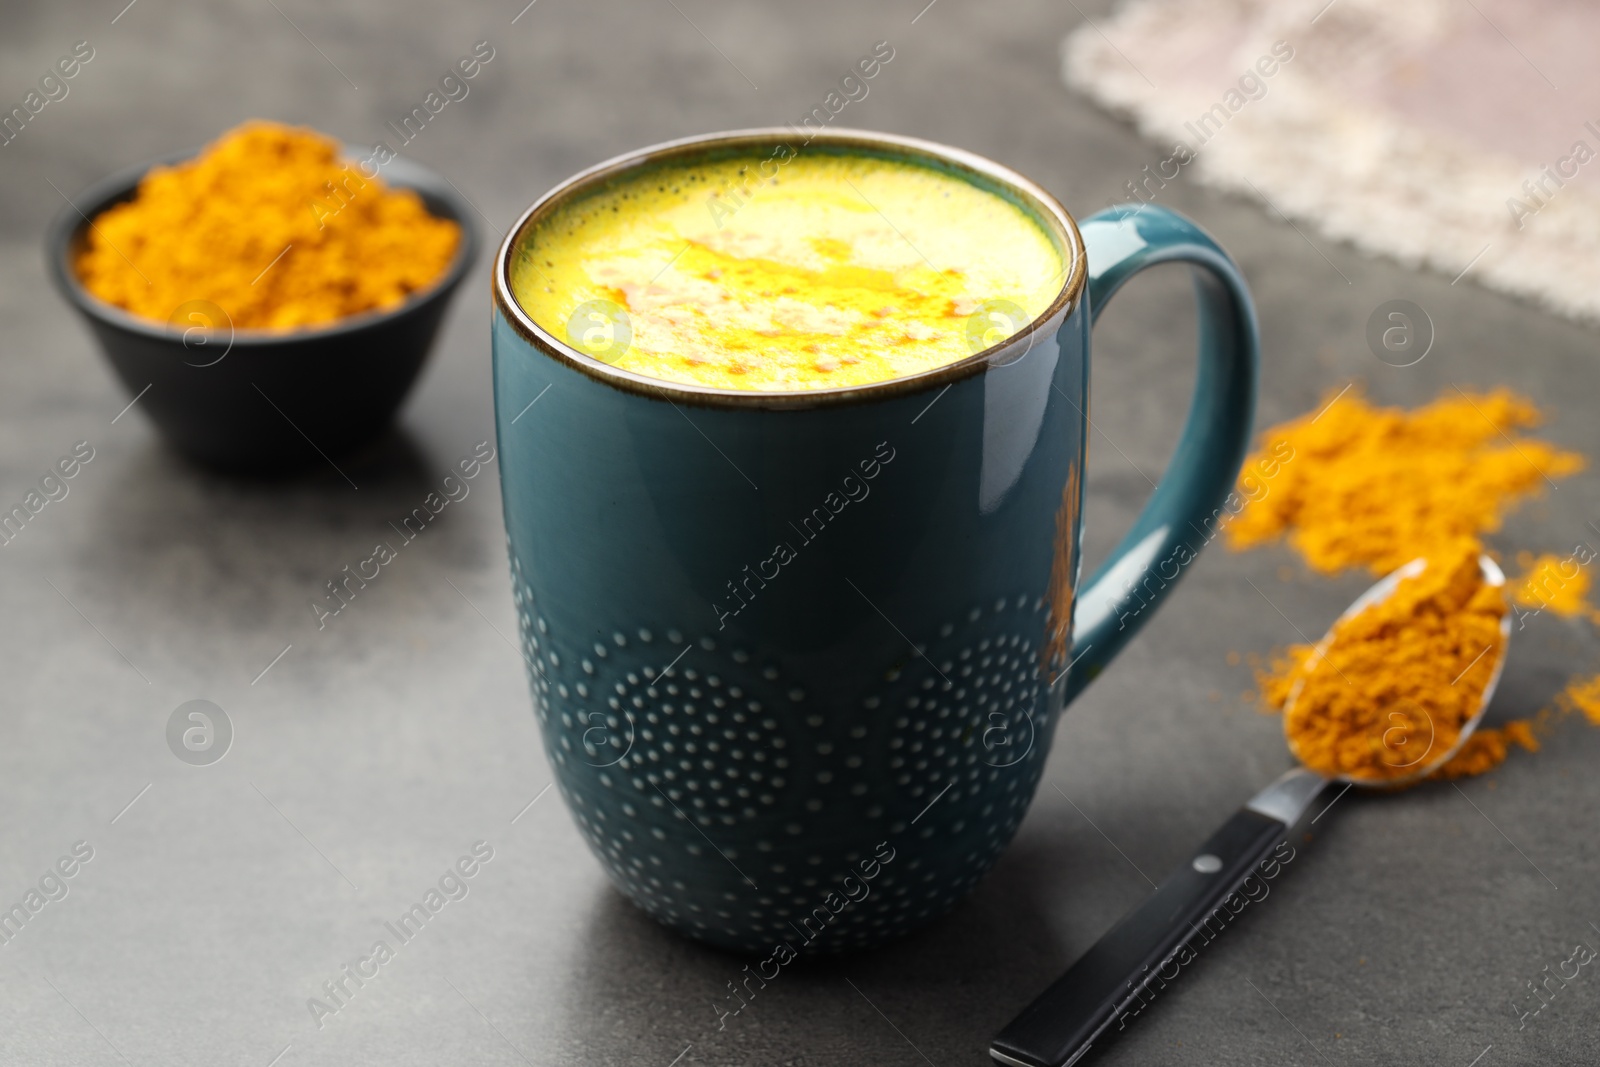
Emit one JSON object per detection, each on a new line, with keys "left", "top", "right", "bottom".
{"left": 76, "top": 121, "right": 460, "bottom": 330}
{"left": 510, "top": 150, "right": 1065, "bottom": 390}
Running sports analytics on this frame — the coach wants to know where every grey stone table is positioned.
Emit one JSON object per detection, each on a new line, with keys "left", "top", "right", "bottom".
{"left": 3, "top": 1, "right": 1598, "bottom": 1064}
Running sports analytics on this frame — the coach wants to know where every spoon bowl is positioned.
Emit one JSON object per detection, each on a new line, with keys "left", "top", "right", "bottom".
{"left": 1283, "top": 553, "right": 1511, "bottom": 787}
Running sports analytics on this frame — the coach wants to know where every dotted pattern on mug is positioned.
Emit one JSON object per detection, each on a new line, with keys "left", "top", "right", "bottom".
{"left": 510, "top": 548, "right": 1057, "bottom": 951}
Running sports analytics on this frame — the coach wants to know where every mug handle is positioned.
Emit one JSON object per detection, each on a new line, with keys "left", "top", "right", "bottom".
{"left": 1062, "top": 204, "right": 1260, "bottom": 704}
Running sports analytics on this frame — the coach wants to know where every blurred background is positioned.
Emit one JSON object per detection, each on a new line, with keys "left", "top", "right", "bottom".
{"left": 2, "top": 1, "right": 1597, "bottom": 1065}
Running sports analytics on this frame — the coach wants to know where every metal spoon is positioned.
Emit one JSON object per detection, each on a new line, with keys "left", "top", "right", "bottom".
{"left": 991, "top": 555, "right": 1511, "bottom": 1067}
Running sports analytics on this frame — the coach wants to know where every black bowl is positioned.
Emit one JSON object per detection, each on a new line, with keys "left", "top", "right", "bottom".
{"left": 46, "top": 147, "right": 478, "bottom": 475}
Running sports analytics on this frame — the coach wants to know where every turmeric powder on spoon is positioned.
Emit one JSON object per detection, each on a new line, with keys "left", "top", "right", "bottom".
{"left": 1273, "top": 539, "right": 1508, "bottom": 782}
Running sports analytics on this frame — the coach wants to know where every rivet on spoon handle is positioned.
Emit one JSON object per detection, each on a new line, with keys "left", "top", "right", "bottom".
{"left": 989, "top": 768, "right": 1325, "bottom": 1067}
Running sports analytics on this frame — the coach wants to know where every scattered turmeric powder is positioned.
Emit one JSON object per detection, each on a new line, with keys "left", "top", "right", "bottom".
{"left": 1264, "top": 539, "right": 1507, "bottom": 783}
{"left": 1224, "top": 385, "right": 1584, "bottom": 575}
{"left": 1429, "top": 719, "right": 1540, "bottom": 780}
{"left": 76, "top": 121, "right": 460, "bottom": 330}
{"left": 1511, "top": 551, "right": 1600, "bottom": 624}
{"left": 1253, "top": 645, "right": 1311, "bottom": 714}
{"left": 1552, "top": 672, "right": 1600, "bottom": 726}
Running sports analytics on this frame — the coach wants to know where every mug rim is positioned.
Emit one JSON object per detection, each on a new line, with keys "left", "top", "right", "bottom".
{"left": 492, "top": 127, "right": 1087, "bottom": 409}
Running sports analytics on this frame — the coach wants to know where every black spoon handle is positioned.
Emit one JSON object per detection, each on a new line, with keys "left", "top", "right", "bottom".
{"left": 991, "top": 770, "right": 1329, "bottom": 1067}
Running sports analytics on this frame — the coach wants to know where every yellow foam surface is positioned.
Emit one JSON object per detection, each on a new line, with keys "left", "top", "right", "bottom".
{"left": 511, "top": 149, "right": 1066, "bottom": 391}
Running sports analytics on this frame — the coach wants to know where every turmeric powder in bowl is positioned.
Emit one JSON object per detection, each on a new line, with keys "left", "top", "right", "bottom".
{"left": 1275, "top": 539, "right": 1508, "bottom": 783}
{"left": 75, "top": 121, "right": 460, "bottom": 330}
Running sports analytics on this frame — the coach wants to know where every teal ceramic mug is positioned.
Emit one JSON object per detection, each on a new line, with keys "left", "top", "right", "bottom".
{"left": 492, "top": 129, "right": 1258, "bottom": 953}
